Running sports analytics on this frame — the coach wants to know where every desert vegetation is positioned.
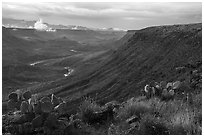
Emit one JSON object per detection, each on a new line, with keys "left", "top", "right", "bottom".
{"left": 2, "top": 67, "right": 202, "bottom": 135}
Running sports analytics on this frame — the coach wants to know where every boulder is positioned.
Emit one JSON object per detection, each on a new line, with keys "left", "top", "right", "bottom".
{"left": 8, "top": 92, "right": 18, "bottom": 101}
{"left": 41, "top": 101, "right": 53, "bottom": 113}
{"left": 51, "top": 94, "right": 60, "bottom": 107}
{"left": 23, "top": 91, "right": 32, "bottom": 100}
{"left": 20, "top": 101, "right": 29, "bottom": 114}
{"left": 32, "top": 115, "right": 44, "bottom": 128}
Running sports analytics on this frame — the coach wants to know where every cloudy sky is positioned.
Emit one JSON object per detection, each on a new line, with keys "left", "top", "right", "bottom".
{"left": 2, "top": 2, "right": 202, "bottom": 30}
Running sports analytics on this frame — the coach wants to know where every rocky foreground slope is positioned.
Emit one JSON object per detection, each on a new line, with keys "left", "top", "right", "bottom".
{"left": 2, "top": 23, "right": 202, "bottom": 134}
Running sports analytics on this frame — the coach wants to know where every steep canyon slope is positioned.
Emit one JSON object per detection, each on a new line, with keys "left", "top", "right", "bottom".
{"left": 23, "top": 23, "right": 201, "bottom": 114}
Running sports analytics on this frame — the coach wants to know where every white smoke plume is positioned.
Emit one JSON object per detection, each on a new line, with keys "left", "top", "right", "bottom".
{"left": 34, "top": 18, "right": 48, "bottom": 31}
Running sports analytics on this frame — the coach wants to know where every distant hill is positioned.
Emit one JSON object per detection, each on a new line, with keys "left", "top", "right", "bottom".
{"left": 2, "top": 18, "right": 126, "bottom": 32}
{"left": 3, "top": 26, "right": 126, "bottom": 46}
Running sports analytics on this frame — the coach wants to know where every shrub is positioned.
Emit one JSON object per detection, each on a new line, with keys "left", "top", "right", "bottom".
{"left": 108, "top": 122, "right": 133, "bottom": 135}
{"left": 151, "top": 99, "right": 187, "bottom": 118}
{"left": 78, "top": 97, "right": 103, "bottom": 125}
{"left": 110, "top": 113, "right": 169, "bottom": 135}
{"left": 138, "top": 114, "right": 170, "bottom": 135}
{"left": 115, "top": 96, "right": 202, "bottom": 135}
{"left": 117, "top": 100, "right": 151, "bottom": 121}
{"left": 168, "top": 110, "right": 201, "bottom": 135}
{"left": 191, "top": 93, "right": 202, "bottom": 109}
{"left": 147, "top": 97, "right": 202, "bottom": 135}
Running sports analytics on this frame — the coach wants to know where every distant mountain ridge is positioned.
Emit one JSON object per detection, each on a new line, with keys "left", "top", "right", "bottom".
{"left": 2, "top": 18, "right": 126, "bottom": 31}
